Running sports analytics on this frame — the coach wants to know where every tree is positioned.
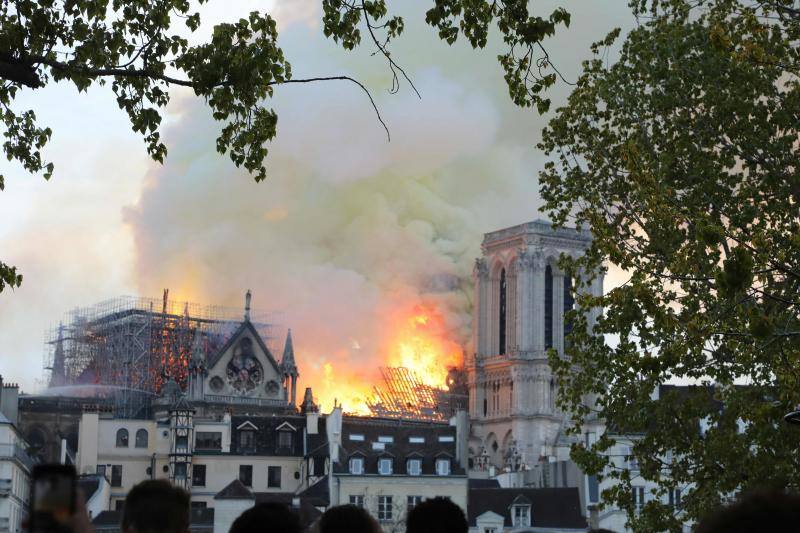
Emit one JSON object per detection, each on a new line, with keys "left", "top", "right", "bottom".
{"left": 540, "top": 0, "right": 800, "bottom": 530}
{"left": 0, "top": 0, "right": 571, "bottom": 292}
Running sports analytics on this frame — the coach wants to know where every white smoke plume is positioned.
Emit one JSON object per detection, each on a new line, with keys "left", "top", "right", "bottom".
{"left": 0, "top": 0, "right": 632, "bottom": 403}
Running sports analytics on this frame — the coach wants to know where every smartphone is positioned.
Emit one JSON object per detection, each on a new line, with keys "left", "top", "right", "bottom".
{"left": 29, "top": 464, "right": 77, "bottom": 533}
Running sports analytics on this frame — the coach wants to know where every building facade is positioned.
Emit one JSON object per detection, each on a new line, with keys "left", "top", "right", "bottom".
{"left": 0, "top": 379, "right": 32, "bottom": 533}
{"left": 468, "top": 220, "right": 603, "bottom": 469}
{"left": 328, "top": 411, "right": 470, "bottom": 533}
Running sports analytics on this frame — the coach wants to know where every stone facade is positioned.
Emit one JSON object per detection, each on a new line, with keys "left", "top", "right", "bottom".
{"left": 0, "top": 379, "right": 32, "bottom": 533}
{"left": 468, "top": 220, "right": 602, "bottom": 469}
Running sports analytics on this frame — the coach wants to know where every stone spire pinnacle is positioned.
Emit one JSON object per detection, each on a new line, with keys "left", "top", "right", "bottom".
{"left": 50, "top": 322, "right": 67, "bottom": 388}
{"left": 281, "top": 329, "right": 298, "bottom": 377}
{"left": 191, "top": 329, "right": 205, "bottom": 364}
{"left": 244, "top": 290, "right": 252, "bottom": 321}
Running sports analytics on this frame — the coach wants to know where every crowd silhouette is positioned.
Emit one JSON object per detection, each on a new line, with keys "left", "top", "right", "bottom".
{"left": 35, "top": 477, "right": 800, "bottom": 532}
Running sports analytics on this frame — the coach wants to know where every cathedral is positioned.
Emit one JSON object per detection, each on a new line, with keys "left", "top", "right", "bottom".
{"left": 467, "top": 219, "right": 603, "bottom": 470}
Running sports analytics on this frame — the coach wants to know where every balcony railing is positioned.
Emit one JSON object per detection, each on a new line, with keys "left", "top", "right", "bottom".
{"left": 0, "top": 443, "right": 35, "bottom": 471}
{"left": 203, "top": 394, "right": 287, "bottom": 407}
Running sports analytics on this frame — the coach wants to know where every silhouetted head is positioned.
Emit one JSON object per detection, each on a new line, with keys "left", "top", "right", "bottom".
{"left": 229, "top": 502, "right": 302, "bottom": 533}
{"left": 406, "top": 497, "right": 467, "bottom": 533}
{"left": 121, "top": 480, "right": 190, "bottom": 533}
{"left": 696, "top": 488, "right": 800, "bottom": 532}
{"left": 318, "top": 504, "right": 380, "bottom": 533}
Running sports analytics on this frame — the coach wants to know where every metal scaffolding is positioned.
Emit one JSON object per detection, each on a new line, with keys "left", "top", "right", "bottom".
{"left": 367, "top": 366, "right": 468, "bottom": 421}
{"left": 42, "top": 290, "right": 278, "bottom": 418}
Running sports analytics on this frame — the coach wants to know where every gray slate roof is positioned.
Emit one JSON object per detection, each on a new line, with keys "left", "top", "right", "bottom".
{"left": 467, "top": 487, "right": 586, "bottom": 529}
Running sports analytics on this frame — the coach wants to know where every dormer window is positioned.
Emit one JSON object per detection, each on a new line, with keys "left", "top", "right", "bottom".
{"left": 349, "top": 456, "right": 364, "bottom": 475}
{"left": 406, "top": 458, "right": 422, "bottom": 476}
{"left": 435, "top": 458, "right": 451, "bottom": 476}
{"left": 512, "top": 504, "right": 531, "bottom": 527}
{"left": 278, "top": 430, "right": 292, "bottom": 449}
{"left": 240, "top": 430, "right": 256, "bottom": 453}
{"left": 378, "top": 457, "right": 393, "bottom": 475}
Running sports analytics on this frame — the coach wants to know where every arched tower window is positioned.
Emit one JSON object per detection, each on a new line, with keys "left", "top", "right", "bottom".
{"left": 544, "top": 265, "right": 553, "bottom": 348}
{"left": 563, "top": 272, "right": 574, "bottom": 339}
{"left": 135, "top": 429, "right": 148, "bottom": 448}
{"left": 116, "top": 428, "right": 129, "bottom": 448}
{"left": 499, "top": 268, "right": 507, "bottom": 355}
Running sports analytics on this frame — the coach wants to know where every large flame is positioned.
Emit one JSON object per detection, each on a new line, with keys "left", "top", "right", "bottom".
{"left": 385, "top": 304, "right": 463, "bottom": 391}
{"left": 310, "top": 302, "right": 464, "bottom": 414}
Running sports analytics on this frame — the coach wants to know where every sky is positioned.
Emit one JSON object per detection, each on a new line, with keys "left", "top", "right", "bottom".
{"left": 0, "top": 0, "right": 633, "bottom": 410}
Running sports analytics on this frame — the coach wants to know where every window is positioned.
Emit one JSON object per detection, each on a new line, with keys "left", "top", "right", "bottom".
{"left": 192, "top": 465, "right": 206, "bottom": 487}
{"left": 111, "top": 465, "right": 122, "bottom": 487}
{"left": 623, "top": 446, "right": 639, "bottom": 471}
{"left": 268, "top": 466, "right": 281, "bottom": 488}
{"left": 174, "top": 463, "right": 187, "bottom": 479}
{"left": 372, "top": 442, "right": 386, "bottom": 451}
{"left": 239, "top": 465, "right": 253, "bottom": 487}
{"left": 632, "top": 486, "right": 645, "bottom": 510}
{"left": 407, "top": 458, "right": 422, "bottom": 476}
{"left": 240, "top": 430, "right": 256, "bottom": 453}
{"left": 349, "top": 495, "right": 365, "bottom": 508}
{"left": 499, "top": 268, "right": 507, "bottom": 354}
{"left": 563, "top": 273, "right": 574, "bottom": 337}
{"left": 378, "top": 436, "right": 394, "bottom": 443}
{"left": 135, "top": 429, "right": 148, "bottom": 448}
{"left": 278, "top": 430, "right": 293, "bottom": 450}
{"left": 378, "top": 458, "right": 393, "bottom": 475}
{"left": 349, "top": 456, "right": 364, "bottom": 475}
{"left": 96, "top": 465, "right": 106, "bottom": 478}
{"left": 544, "top": 264, "right": 554, "bottom": 348}
{"left": 669, "top": 488, "right": 682, "bottom": 511}
{"left": 115, "top": 500, "right": 124, "bottom": 511}
{"left": 407, "top": 495, "right": 422, "bottom": 511}
{"left": 512, "top": 505, "right": 531, "bottom": 527}
{"left": 435, "top": 458, "right": 451, "bottom": 476}
{"left": 116, "top": 429, "right": 129, "bottom": 448}
{"left": 196, "top": 432, "right": 222, "bottom": 451}
{"left": 409, "top": 436, "right": 425, "bottom": 444}
{"left": 438, "top": 435, "right": 455, "bottom": 443}
{"left": 348, "top": 434, "right": 364, "bottom": 441}
{"left": 588, "top": 474, "right": 599, "bottom": 503}
{"left": 176, "top": 435, "right": 189, "bottom": 452}
{"left": 483, "top": 529, "right": 497, "bottom": 533}
{"left": 378, "top": 496, "right": 393, "bottom": 521}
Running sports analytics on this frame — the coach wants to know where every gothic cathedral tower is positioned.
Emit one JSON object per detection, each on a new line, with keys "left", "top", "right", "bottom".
{"left": 468, "top": 220, "right": 602, "bottom": 469}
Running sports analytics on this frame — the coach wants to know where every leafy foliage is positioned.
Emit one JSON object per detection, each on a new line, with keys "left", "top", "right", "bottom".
{"left": 540, "top": 1, "right": 800, "bottom": 530}
{"left": 0, "top": 0, "right": 571, "bottom": 293}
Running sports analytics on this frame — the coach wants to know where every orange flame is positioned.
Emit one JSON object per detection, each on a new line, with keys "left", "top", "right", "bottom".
{"left": 385, "top": 304, "right": 463, "bottom": 391}
{"left": 309, "top": 302, "right": 464, "bottom": 414}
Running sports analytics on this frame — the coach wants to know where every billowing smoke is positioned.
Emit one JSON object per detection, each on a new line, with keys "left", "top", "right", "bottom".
{"left": 123, "top": 1, "right": 623, "bottom": 411}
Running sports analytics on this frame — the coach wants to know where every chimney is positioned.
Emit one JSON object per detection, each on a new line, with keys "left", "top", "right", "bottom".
{"left": 0, "top": 380, "right": 19, "bottom": 425}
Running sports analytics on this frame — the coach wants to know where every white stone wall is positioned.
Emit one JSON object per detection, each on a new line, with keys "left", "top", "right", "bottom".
{"left": 335, "top": 476, "right": 468, "bottom": 533}
{"left": 0, "top": 423, "right": 30, "bottom": 533}
{"left": 212, "top": 498, "right": 254, "bottom": 533}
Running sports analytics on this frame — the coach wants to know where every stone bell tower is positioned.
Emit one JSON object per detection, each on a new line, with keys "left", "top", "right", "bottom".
{"left": 467, "top": 220, "right": 602, "bottom": 468}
